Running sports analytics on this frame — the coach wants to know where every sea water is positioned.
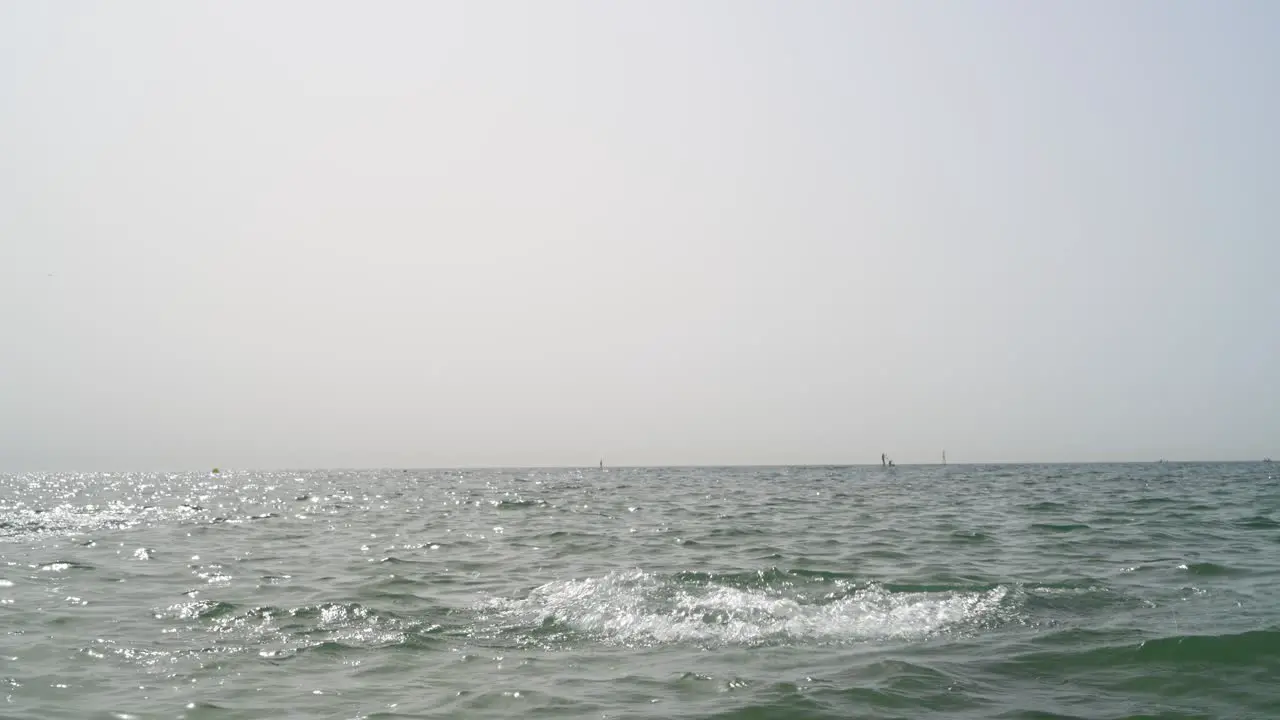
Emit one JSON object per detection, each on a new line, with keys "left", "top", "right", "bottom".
{"left": 2, "top": 463, "right": 1277, "bottom": 718}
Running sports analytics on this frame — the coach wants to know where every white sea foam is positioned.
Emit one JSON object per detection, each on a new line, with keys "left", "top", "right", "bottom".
{"left": 481, "top": 569, "right": 1011, "bottom": 647}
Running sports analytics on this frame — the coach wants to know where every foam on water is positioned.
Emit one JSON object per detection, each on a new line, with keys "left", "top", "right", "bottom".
{"left": 480, "top": 569, "right": 1013, "bottom": 647}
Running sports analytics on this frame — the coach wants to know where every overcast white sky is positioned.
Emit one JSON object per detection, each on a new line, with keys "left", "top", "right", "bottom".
{"left": 2, "top": 1, "right": 1277, "bottom": 470}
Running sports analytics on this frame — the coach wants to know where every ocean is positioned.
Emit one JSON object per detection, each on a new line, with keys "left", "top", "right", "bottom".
{"left": 1, "top": 463, "right": 1277, "bottom": 719}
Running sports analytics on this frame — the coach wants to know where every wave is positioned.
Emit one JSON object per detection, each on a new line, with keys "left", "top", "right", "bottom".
{"left": 1134, "top": 629, "right": 1280, "bottom": 665}
{"left": 475, "top": 568, "right": 1016, "bottom": 648}
{"left": 1030, "top": 523, "right": 1091, "bottom": 533}
{"left": 1125, "top": 496, "right": 1180, "bottom": 508}
{"left": 1178, "top": 561, "right": 1244, "bottom": 576}
{"left": 1004, "top": 628, "right": 1280, "bottom": 673}
{"left": 492, "top": 498, "right": 551, "bottom": 510}
{"left": 143, "top": 599, "right": 440, "bottom": 662}
{"left": 1023, "top": 501, "right": 1070, "bottom": 512}
{"left": 1235, "top": 515, "right": 1279, "bottom": 529}
{"left": 672, "top": 568, "right": 861, "bottom": 588}
{"left": 949, "top": 529, "right": 995, "bottom": 542}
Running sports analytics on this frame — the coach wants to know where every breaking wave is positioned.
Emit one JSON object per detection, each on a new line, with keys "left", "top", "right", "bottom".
{"left": 476, "top": 568, "right": 1018, "bottom": 648}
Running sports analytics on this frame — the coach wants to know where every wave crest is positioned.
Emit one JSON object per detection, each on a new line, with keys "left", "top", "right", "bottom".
{"left": 478, "top": 569, "right": 1015, "bottom": 648}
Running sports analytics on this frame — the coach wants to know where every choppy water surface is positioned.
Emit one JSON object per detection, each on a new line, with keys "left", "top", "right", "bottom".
{"left": 2, "top": 464, "right": 1278, "bottom": 719}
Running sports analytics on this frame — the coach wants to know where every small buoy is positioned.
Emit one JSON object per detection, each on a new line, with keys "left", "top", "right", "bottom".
{"left": 212, "top": 467, "right": 220, "bottom": 474}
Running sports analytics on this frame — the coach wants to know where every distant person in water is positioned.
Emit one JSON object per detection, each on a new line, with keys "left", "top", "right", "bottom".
{"left": 881, "top": 453, "right": 886, "bottom": 467}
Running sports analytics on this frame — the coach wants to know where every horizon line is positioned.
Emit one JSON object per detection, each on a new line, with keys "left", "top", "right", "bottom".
{"left": 2, "top": 459, "right": 1274, "bottom": 474}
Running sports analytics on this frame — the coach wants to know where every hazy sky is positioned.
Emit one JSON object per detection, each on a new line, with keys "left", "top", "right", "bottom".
{"left": 3, "top": 1, "right": 1277, "bottom": 470}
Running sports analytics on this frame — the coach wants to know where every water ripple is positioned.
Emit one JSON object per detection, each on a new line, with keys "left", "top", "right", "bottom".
{"left": 0, "top": 463, "right": 1276, "bottom": 718}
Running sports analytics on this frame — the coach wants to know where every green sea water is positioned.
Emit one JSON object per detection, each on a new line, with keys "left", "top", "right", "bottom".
{"left": 2, "top": 463, "right": 1277, "bottom": 719}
